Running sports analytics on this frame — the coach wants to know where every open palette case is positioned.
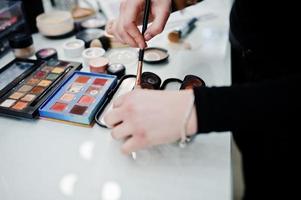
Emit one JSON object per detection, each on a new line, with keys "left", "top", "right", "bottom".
{"left": 0, "top": 58, "right": 82, "bottom": 118}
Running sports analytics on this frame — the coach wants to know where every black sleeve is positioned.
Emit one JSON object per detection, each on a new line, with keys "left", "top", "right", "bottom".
{"left": 193, "top": 74, "right": 301, "bottom": 133}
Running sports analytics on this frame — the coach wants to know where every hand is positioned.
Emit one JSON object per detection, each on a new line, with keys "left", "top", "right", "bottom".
{"left": 106, "top": 0, "right": 171, "bottom": 49}
{"left": 104, "top": 89, "right": 198, "bottom": 154}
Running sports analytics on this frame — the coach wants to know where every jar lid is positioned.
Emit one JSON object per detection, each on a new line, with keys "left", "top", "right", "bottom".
{"left": 9, "top": 33, "right": 33, "bottom": 49}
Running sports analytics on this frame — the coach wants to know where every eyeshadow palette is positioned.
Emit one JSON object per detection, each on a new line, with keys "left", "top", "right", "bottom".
{"left": 0, "top": 58, "right": 82, "bottom": 118}
{"left": 39, "top": 72, "right": 117, "bottom": 125}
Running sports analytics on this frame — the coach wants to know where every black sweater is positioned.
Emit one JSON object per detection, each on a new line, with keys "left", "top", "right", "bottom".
{"left": 193, "top": 0, "right": 300, "bottom": 199}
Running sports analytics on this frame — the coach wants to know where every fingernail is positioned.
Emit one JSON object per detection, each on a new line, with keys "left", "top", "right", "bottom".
{"left": 144, "top": 33, "right": 152, "bottom": 41}
{"left": 138, "top": 43, "right": 144, "bottom": 49}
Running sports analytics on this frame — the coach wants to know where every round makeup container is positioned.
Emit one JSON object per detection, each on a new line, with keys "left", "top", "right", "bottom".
{"left": 36, "top": 11, "right": 74, "bottom": 38}
{"left": 141, "top": 72, "right": 162, "bottom": 89}
{"left": 63, "top": 39, "right": 85, "bottom": 58}
{"left": 107, "top": 63, "right": 126, "bottom": 79}
{"left": 9, "top": 33, "right": 35, "bottom": 59}
{"left": 89, "top": 57, "right": 109, "bottom": 73}
{"left": 82, "top": 47, "right": 106, "bottom": 68}
{"left": 143, "top": 47, "right": 169, "bottom": 64}
{"left": 81, "top": 14, "right": 106, "bottom": 29}
{"left": 35, "top": 48, "right": 58, "bottom": 60}
{"left": 180, "top": 75, "right": 206, "bottom": 89}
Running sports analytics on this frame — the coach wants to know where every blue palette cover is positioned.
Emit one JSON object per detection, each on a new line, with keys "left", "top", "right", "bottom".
{"left": 39, "top": 71, "right": 117, "bottom": 125}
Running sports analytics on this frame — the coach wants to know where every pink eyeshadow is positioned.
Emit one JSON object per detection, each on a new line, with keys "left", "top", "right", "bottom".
{"left": 78, "top": 95, "right": 95, "bottom": 105}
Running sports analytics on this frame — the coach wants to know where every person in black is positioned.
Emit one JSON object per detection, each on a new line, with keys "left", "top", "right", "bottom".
{"left": 104, "top": 0, "right": 300, "bottom": 199}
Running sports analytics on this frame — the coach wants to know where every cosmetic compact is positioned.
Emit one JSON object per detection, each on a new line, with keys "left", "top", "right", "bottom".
{"left": 39, "top": 72, "right": 117, "bottom": 126}
{"left": 35, "top": 48, "right": 58, "bottom": 60}
{"left": 143, "top": 47, "right": 169, "bottom": 64}
{"left": 107, "top": 63, "right": 126, "bottom": 79}
{"left": 9, "top": 33, "right": 35, "bottom": 59}
{"left": 141, "top": 72, "right": 162, "bottom": 89}
{"left": 0, "top": 58, "right": 82, "bottom": 119}
{"left": 82, "top": 47, "right": 106, "bottom": 68}
{"left": 180, "top": 75, "right": 206, "bottom": 89}
{"left": 89, "top": 57, "right": 109, "bottom": 73}
{"left": 75, "top": 29, "right": 110, "bottom": 50}
{"left": 36, "top": 11, "right": 74, "bottom": 38}
{"left": 63, "top": 39, "right": 85, "bottom": 58}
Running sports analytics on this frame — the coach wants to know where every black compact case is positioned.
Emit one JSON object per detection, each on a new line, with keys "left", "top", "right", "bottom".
{"left": 0, "top": 58, "right": 82, "bottom": 119}
{"left": 95, "top": 72, "right": 205, "bottom": 128}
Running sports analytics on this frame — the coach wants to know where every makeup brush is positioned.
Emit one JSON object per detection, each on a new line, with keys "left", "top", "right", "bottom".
{"left": 168, "top": 17, "right": 198, "bottom": 43}
{"left": 135, "top": 0, "right": 151, "bottom": 87}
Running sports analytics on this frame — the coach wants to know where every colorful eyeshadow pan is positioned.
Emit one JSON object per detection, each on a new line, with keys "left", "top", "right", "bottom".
{"left": 34, "top": 71, "right": 46, "bottom": 79}
{"left": 38, "top": 80, "right": 52, "bottom": 87}
{"left": 41, "top": 66, "right": 53, "bottom": 73}
{"left": 9, "top": 92, "right": 25, "bottom": 100}
{"left": 18, "top": 85, "right": 33, "bottom": 92}
{"left": 75, "top": 76, "right": 90, "bottom": 84}
{"left": 70, "top": 105, "right": 87, "bottom": 115}
{"left": 93, "top": 78, "right": 107, "bottom": 86}
{"left": 0, "top": 99, "right": 16, "bottom": 107}
{"left": 68, "top": 84, "right": 83, "bottom": 93}
{"left": 60, "top": 93, "right": 75, "bottom": 102}
{"left": 52, "top": 67, "right": 65, "bottom": 74}
{"left": 51, "top": 102, "right": 68, "bottom": 112}
{"left": 78, "top": 95, "right": 95, "bottom": 105}
{"left": 86, "top": 86, "right": 100, "bottom": 96}
{"left": 47, "top": 73, "right": 59, "bottom": 80}
{"left": 21, "top": 94, "right": 36, "bottom": 102}
{"left": 39, "top": 72, "right": 117, "bottom": 125}
{"left": 12, "top": 101, "right": 28, "bottom": 110}
{"left": 31, "top": 86, "right": 45, "bottom": 94}
{"left": 27, "top": 78, "right": 40, "bottom": 85}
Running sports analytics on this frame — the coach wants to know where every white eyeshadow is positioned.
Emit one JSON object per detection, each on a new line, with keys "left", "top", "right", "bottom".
{"left": 0, "top": 99, "right": 16, "bottom": 107}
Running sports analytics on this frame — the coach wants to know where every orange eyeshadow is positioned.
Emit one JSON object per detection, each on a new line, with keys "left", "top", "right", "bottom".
{"left": 75, "top": 76, "right": 90, "bottom": 84}
{"left": 60, "top": 93, "right": 75, "bottom": 102}
{"left": 31, "top": 86, "right": 45, "bottom": 94}
{"left": 9, "top": 92, "right": 25, "bottom": 100}
{"left": 38, "top": 80, "right": 52, "bottom": 87}
{"left": 12, "top": 101, "right": 28, "bottom": 110}
{"left": 93, "top": 78, "right": 107, "bottom": 86}
{"left": 27, "top": 78, "right": 40, "bottom": 85}
{"left": 78, "top": 95, "right": 95, "bottom": 105}
{"left": 51, "top": 102, "right": 68, "bottom": 112}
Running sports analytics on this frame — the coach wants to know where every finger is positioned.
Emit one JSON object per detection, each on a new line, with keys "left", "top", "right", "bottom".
{"left": 144, "top": 10, "right": 170, "bottom": 41}
{"left": 111, "top": 123, "right": 133, "bottom": 140}
{"left": 119, "top": 29, "right": 139, "bottom": 48}
{"left": 126, "top": 22, "right": 147, "bottom": 49}
{"left": 104, "top": 108, "right": 124, "bottom": 128}
{"left": 121, "top": 136, "right": 148, "bottom": 155}
{"left": 113, "top": 93, "right": 129, "bottom": 108}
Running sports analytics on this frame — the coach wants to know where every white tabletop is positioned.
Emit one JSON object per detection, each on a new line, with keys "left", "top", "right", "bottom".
{"left": 0, "top": 0, "right": 232, "bottom": 200}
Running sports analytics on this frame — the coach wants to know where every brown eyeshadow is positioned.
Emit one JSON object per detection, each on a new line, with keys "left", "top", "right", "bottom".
{"left": 12, "top": 101, "right": 28, "bottom": 110}
{"left": 31, "top": 86, "right": 45, "bottom": 94}
{"left": 70, "top": 105, "right": 88, "bottom": 115}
